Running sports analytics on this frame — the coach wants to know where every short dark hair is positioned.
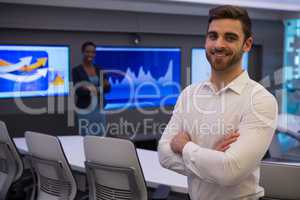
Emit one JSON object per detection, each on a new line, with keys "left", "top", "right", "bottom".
{"left": 81, "top": 41, "right": 96, "bottom": 53}
{"left": 208, "top": 5, "right": 252, "bottom": 40}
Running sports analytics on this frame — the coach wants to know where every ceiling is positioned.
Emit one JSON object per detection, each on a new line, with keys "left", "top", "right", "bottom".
{"left": 165, "top": 0, "right": 300, "bottom": 11}
{"left": 0, "top": 0, "right": 299, "bottom": 20}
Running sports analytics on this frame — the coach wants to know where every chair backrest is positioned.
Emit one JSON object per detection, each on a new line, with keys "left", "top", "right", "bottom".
{"left": 25, "top": 131, "right": 77, "bottom": 200}
{"left": 260, "top": 161, "right": 300, "bottom": 199}
{"left": 84, "top": 136, "right": 148, "bottom": 200}
{"left": 0, "top": 121, "right": 24, "bottom": 199}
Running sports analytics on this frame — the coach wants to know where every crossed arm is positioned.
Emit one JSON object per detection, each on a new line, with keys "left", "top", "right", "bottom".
{"left": 158, "top": 90, "right": 278, "bottom": 186}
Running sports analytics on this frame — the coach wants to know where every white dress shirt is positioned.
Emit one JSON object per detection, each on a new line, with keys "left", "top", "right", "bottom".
{"left": 158, "top": 72, "right": 278, "bottom": 200}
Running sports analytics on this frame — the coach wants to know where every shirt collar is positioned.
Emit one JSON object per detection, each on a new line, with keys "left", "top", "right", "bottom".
{"left": 202, "top": 71, "right": 250, "bottom": 95}
{"left": 226, "top": 71, "right": 250, "bottom": 95}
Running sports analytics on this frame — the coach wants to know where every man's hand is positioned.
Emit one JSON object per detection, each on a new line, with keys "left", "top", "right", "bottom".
{"left": 213, "top": 131, "right": 240, "bottom": 152}
{"left": 170, "top": 132, "right": 191, "bottom": 155}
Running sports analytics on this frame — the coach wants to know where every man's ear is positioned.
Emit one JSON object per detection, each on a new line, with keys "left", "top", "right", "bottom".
{"left": 243, "top": 36, "right": 253, "bottom": 52}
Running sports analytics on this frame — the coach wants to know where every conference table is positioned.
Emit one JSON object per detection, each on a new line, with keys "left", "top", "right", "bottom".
{"left": 13, "top": 136, "right": 189, "bottom": 194}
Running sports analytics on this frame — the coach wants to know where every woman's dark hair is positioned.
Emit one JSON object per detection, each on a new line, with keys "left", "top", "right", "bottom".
{"left": 208, "top": 5, "right": 252, "bottom": 40}
{"left": 81, "top": 41, "right": 96, "bottom": 53}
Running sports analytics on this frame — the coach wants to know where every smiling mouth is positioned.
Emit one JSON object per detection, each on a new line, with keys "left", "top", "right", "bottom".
{"left": 211, "top": 52, "right": 229, "bottom": 59}
{"left": 213, "top": 53, "right": 227, "bottom": 57}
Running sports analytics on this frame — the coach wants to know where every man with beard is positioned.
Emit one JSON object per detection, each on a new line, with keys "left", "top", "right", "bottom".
{"left": 158, "top": 5, "right": 278, "bottom": 200}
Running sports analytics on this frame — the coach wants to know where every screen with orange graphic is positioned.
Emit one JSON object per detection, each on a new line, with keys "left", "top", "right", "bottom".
{"left": 0, "top": 45, "right": 69, "bottom": 98}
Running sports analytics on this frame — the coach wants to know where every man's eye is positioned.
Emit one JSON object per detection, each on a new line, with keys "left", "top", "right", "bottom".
{"left": 226, "top": 36, "right": 237, "bottom": 42}
{"left": 208, "top": 34, "right": 217, "bottom": 40}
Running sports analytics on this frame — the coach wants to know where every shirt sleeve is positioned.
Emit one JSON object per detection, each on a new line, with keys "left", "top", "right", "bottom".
{"left": 181, "top": 88, "right": 278, "bottom": 186}
{"left": 158, "top": 88, "right": 192, "bottom": 176}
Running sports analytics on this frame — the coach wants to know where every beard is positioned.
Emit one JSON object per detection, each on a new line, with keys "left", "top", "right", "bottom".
{"left": 205, "top": 47, "right": 243, "bottom": 72}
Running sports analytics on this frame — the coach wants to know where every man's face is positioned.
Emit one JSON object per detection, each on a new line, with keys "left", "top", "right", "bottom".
{"left": 205, "top": 19, "right": 253, "bottom": 72}
{"left": 83, "top": 45, "right": 96, "bottom": 63}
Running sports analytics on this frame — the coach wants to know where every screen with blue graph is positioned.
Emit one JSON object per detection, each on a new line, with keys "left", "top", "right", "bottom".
{"left": 0, "top": 45, "right": 69, "bottom": 98}
{"left": 191, "top": 48, "right": 248, "bottom": 84}
{"left": 95, "top": 47, "right": 181, "bottom": 110}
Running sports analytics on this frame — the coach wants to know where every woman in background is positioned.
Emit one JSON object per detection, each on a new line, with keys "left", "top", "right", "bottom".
{"left": 72, "top": 41, "right": 110, "bottom": 136}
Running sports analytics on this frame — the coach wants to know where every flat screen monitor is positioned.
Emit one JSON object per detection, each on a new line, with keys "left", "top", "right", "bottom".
{"left": 191, "top": 48, "right": 248, "bottom": 84}
{"left": 95, "top": 47, "right": 181, "bottom": 110}
{"left": 0, "top": 45, "right": 69, "bottom": 98}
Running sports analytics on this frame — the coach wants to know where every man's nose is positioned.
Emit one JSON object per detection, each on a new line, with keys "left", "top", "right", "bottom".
{"left": 215, "top": 37, "right": 226, "bottom": 49}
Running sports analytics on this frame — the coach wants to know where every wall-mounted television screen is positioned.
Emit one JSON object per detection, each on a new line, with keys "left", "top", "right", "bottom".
{"left": 191, "top": 48, "right": 248, "bottom": 84}
{"left": 95, "top": 47, "right": 181, "bottom": 110}
{"left": 0, "top": 45, "right": 69, "bottom": 98}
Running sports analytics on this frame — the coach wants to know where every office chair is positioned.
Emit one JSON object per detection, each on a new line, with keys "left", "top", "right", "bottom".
{"left": 84, "top": 136, "right": 169, "bottom": 200}
{"left": 0, "top": 121, "right": 25, "bottom": 199}
{"left": 25, "top": 131, "right": 77, "bottom": 200}
{"left": 260, "top": 161, "right": 300, "bottom": 200}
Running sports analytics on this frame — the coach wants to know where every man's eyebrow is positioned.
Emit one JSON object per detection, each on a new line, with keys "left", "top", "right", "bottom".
{"left": 207, "top": 31, "right": 217, "bottom": 35}
{"left": 224, "top": 32, "right": 239, "bottom": 38}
